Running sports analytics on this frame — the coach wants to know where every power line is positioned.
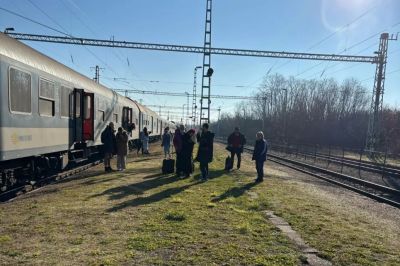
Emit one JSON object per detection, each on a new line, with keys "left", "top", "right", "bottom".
{"left": 0, "top": 6, "right": 68, "bottom": 35}
{"left": 1, "top": 4, "right": 119, "bottom": 76}
{"left": 272, "top": 4, "right": 379, "bottom": 74}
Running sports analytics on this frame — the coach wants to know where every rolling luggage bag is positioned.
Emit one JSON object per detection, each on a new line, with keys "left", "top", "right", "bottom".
{"left": 162, "top": 159, "right": 175, "bottom": 174}
{"left": 225, "top": 156, "right": 233, "bottom": 171}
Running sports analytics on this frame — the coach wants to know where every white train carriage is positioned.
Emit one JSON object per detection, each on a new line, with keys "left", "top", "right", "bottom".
{"left": 0, "top": 32, "right": 167, "bottom": 190}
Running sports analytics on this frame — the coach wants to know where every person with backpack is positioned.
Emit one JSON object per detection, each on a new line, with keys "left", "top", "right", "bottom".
{"left": 181, "top": 129, "right": 196, "bottom": 178}
{"left": 196, "top": 123, "right": 214, "bottom": 181}
{"left": 252, "top": 131, "right": 268, "bottom": 182}
{"left": 101, "top": 122, "right": 117, "bottom": 172}
{"left": 161, "top": 127, "right": 172, "bottom": 159}
{"left": 116, "top": 127, "right": 129, "bottom": 171}
{"left": 173, "top": 125, "right": 185, "bottom": 176}
{"left": 142, "top": 127, "right": 151, "bottom": 154}
{"left": 137, "top": 130, "right": 144, "bottom": 155}
{"left": 227, "top": 127, "right": 246, "bottom": 169}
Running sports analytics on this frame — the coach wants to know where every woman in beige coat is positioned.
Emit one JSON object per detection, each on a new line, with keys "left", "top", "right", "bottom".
{"left": 116, "top": 127, "right": 129, "bottom": 171}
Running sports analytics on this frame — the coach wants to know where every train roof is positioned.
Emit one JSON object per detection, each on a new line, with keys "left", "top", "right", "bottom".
{"left": 0, "top": 32, "right": 117, "bottom": 101}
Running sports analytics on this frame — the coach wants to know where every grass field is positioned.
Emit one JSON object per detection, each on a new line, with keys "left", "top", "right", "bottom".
{"left": 0, "top": 143, "right": 399, "bottom": 265}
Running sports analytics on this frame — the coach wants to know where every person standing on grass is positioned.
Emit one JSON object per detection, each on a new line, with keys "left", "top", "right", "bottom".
{"left": 196, "top": 123, "right": 214, "bottom": 181}
{"left": 116, "top": 127, "right": 129, "bottom": 171}
{"left": 142, "top": 127, "right": 151, "bottom": 154}
{"left": 181, "top": 129, "right": 196, "bottom": 178}
{"left": 227, "top": 127, "right": 246, "bottom": 169}
{"left": 161, "top": 127, "right": 172, "bottom": 159}
{"left": 137, "top": 130, "right": 144, "bottom": 155}
{"left": 101, "top": 122, "right": 117, "bottom": 172}
{"left": 173, "top": 125, "right": 185, "bottom": 176}
{"left": 252, "top": 131, "right": 268, "bottom": 182}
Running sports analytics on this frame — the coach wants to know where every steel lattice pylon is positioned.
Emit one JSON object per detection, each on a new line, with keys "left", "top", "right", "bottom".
{"left": 366, "top": 33, "right": 390, "bottom": 151}
{"left": 199, "top": 0, "right": 213, "bottom": 126}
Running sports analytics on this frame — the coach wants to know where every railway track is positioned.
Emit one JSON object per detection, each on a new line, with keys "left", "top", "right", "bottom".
{"left": 0, "top": 159, "right": 102, "bottom": 202}
{"left": 216, "top": 139, "right": 400, "bottom": 208}
{"left": 271, "top": 145, "right": 400, "bottom": 178}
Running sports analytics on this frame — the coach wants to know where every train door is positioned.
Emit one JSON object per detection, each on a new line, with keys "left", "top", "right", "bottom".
{"left": 73, "top": 89, "right": 94, "bottom": 142}
{"left": 151, "top": 116, "right": 154, "bottom": 133}
{"left": 83, "top": 92, "right": 94, "bottom": 141}
{"left": 122, "top": 106, "right": 133, "bottom": 131}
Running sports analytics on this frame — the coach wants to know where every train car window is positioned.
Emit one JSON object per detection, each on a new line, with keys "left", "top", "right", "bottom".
{"left": 113, "top": 113, "right": 118, "bottom": 123}
{"left": 84, "top": 95, "right": 92, "bottom": 119}
{"left": 75, "top": 93, "right": 81, "bottom": 118}
{"left": 39, "top": 78, "right": 55, "bottom": 116}
{"left": 97, "top": 110, "right": 105, "bottom": 121}
{"left": 9, "top": 67, "right": 32, "bottom": 113}
{"left": 60, "top": 86, "right": 72, "bottom": 118}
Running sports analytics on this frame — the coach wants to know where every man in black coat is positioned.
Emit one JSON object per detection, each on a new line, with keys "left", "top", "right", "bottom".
{"left": 101, "top": 122, "right": 117, "bottom": 172}
{"left": 196, "top": 123, "right": 214, "bottom": 181}
{"left": 252, "top": 131, "right": 268, "bottom": 182}
{"left": 181, "top": 129, "right": 196, "bottom": 178}
{"left": 227, "top": 127, "right": 246, "bottom": 169}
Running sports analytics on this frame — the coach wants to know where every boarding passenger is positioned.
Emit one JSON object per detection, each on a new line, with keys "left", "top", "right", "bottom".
{"left": 116, "top": 127, "right": 129, "bottom": 171}
{"left": 101, "top": 122, "right": 117, "bottom": 172}
{"left": 181, "top": 129, "right": 196, "bottom": 178}
{"left": 196, "top": 123, "right": 214, "bottom": 181}
{"left": 173, "top": 125, "right": 185, "bottom": 176}
{"left": 252, "top": 131, "right": 268, "bottom": 182}
{"left": 142, "top": 127, "right": 151, "bottom": 154}
{"left": 137, "top": 130, "right": 144, "bottom": 155}
{"left": 161, "top": 127, "right": 172, "bottom": 159}
{"left": 227, "top": 127, "right": 246, "bottom": 169}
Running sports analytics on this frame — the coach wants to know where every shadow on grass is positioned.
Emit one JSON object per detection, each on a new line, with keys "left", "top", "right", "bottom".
{"left": 90, "top": 171, "right": 177, "bottom": 201}
{"left": 211, "top": 182, "right": 258, "bottom": 202}
{"left": 192, "top": 169, "right": 226, "bottom": 181}
{"left": 107, "top": 181, "right": 202, "bottom": 212}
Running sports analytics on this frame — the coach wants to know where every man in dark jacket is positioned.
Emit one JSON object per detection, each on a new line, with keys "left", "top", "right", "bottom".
{"left": 227, "top": 127, "right": 246, "bottom": 169}
{"left": 173, "top": 125, "right": 185, "bottom": 176}
{"left": 101, "top": 122, "right": 117, "bottom": 172}
{"left": 252, "top": 131, "right": 268, "bottom": 182}
{"left": 181, "top": 129, "right": 196, "bottom": 178}
{"left": 196, "top": 123, "right": 214, "bottom": 181}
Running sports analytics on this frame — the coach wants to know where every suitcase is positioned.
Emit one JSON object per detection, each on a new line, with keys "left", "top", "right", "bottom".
{"left": 162, "top": 159, "right": 175, "bottom": 174}
{"left": 225, "top": 156, "right": 233, "bottom": 170}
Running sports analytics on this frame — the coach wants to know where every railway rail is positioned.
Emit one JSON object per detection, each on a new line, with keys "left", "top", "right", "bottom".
{"left": 216, "top": 139, "right": 400, "bottom": 208}
{"left": 0, "top": 159, "right": 102, "bottom": 202}
{"left": 270, "top": 144, "right": 400, "bottom": 178}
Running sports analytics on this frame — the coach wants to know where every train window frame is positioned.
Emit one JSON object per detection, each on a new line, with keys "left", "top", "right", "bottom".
{"left": 60, "top": 85, "right": 72, "bottom": 119}
{"left": 38, "top": 78, "right": 56, "bottom": 117}
{"left": 8, "top": 66, "right": 32, "bottom": 115}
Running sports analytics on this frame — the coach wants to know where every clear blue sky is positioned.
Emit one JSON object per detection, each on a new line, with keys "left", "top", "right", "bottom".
{"left": 1, "top": 0, "right": 399, "bottom": 122}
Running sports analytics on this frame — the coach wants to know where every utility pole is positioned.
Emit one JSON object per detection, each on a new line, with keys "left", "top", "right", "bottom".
{"left": 366, "top": 33, "right": 398, "bottom": 151}
{"left": 217, "top": 107, "right": 221, "bottom": 137}
{"left": 185, "top": 92, "right": 190, "bottom": 120}
{"left": 262, "top": 96, "right": 267, "bottom": 133}
{"left": 192, "top": 66, "right": 202, "bottom": 127}
{"left": 199, "top": 0, "right": 213, "bottom": 126}
{"left": 282, "top": 88, "right": 288, "bottom": 143}
{"left": 91, "top": 65, "right": 104, "bottom": 83}
{"left": 182, "top": 104, "right": 186, "bottom": 124}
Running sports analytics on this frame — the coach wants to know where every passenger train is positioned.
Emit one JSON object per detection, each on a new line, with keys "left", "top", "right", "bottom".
{"left": 0, "top": 32, "right": 175, "bottom": 191}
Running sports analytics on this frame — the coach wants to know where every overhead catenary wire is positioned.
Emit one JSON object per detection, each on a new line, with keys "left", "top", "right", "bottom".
{"left": 0, "top": 4, "right": 121, "bottom": 77}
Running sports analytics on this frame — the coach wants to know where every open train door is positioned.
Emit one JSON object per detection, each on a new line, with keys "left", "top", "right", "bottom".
{"left": 73, "top": 89, "right": 94, "bottom": 142}
{"left": 73, "top": 89, "right": 84, "bottom": 142}
{"left": 82, "top": 92, "right": 94, "bottom": 141}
